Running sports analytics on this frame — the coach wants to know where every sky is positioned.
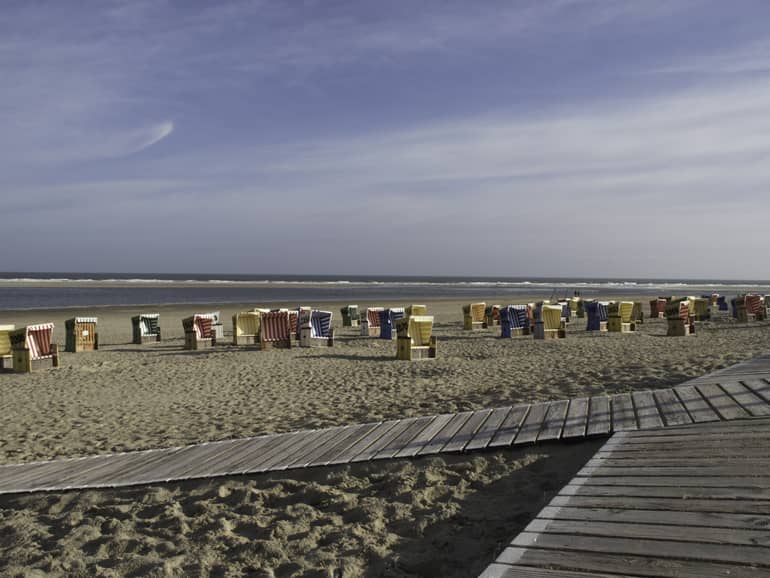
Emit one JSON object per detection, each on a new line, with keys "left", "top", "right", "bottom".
{"left": 2, "top": 0, "right": 770, "bottom": 279}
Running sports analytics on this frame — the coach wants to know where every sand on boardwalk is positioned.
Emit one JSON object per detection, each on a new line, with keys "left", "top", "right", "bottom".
{"left": 0, "top": 295, "right": 768, "bottom": 576}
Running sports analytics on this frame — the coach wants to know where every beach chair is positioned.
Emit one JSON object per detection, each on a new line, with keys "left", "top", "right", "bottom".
{"left": 569, "top": 297, "right": 583, "bottom": 319}
{"left": 340, "top": 305, "right": 360, "bottom": 327}
{"left": 379, "top": 308, "right": 405, "bottom": 340}
{"left": 360, "top": 307, "right": 384, "bottom": 337}
{"left": 666, "top": 299, "right": 694, "bottom": 336}
{"left": 300, "top": 310, "right": 334, "bottom": 347}
{"left": 649, "top": 298, "right": 667, "bottom": 318}
{"left": 716, "top": 295, "right": 728, "bottom": 313}
{"left": 485, "top": 305, "right": 501, "bottom": 327}
{"left": 199, "top": 311, "right": 224, "bottom": 340}
{"left": 499, "top": 305, "right": 529, "bottom": 338}
{"left": 533, "top": 303, "right": 565, "bottom": 339}
{"left": 406, "top": 304, "right": 428, "bottom": 319}
{"left": 690, "top": 297, "right": 711, "bottom": 321}
{"left": 463, "top": 302, "right": 486, "bottom": 330}
{"left": 260, "top": 310, "right": 293, "bottom": 350}
{"left": 132, "top": 314, "right": 161, "bottom": 344}
{"left": 746, "top": 294, "right": 766, "bottom": 321}
{"left": 9, "top": 323, "right": 59, "bottom": 372}
{"left": 0, "top": 324, "right": 15, "bottom": 369}
{"left": 585, "top": 301, "right": 608, "bottom": 331}
{"left": 607, "top": 302, "right": 635, "bottom": 333}
{"left": 232, "top": 311, "right": 261, "bottom": 345}
{"left": 558, "top": 301, "right": 571, "bottom": 325}
{"left": 65, "top": 317, "right": 99, "bottom": 352}
{"left": 396, "top": 315, "right": 437, "bottom": 360}
{"left": 765, "top": 296, "right": 770, "bottom": 319}
{"left": 183, "top": 314, "right": 217, "bottom": 350}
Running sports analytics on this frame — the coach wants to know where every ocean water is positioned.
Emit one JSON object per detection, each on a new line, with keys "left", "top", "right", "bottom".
{"left": 1, "top": 272, "right": 769, "bottom": 310}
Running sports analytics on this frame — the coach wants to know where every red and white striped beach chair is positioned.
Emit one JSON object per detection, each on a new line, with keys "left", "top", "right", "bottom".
{"left": 746, "top": 294, "right": 766, "bottom": 321}
{"left": 9, "top": 323, "right": 59, "bottom": 372}
{"left": 182, "top": 314, "right": 216, "bottom": 350}
{"left": 361, "top": 307, "right": 384, "bottom": 337}
{"left": 260, "top": 310, "right": 293, "bottom": 350}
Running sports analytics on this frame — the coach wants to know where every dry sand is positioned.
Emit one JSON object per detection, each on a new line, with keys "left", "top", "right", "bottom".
{"left": 0, "top": 296, "right": 768, "bottom": 576}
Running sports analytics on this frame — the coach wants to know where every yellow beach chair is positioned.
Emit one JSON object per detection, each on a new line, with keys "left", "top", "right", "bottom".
{"left": 0, "top": 324, "right": 15, "bottom": 369}
{"left": 396, "top": 315, "right": 437, "bottom": 360}
{"left": 607, "top": 302, "right": 635, "bottom": 333}
{"left": 463, "top": 302, "right": 486, "bottom": 330}
{"left": 534, "top": 303, "right": 565, "bottom": 339}
{"left": 405, "top": 304, "right": 427, "bottom": 318}
{"left": 233, "top": 311, "right": 261, "bottom": 345}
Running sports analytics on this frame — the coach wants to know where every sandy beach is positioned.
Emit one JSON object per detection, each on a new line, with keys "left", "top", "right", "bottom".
{"left": 1, "top": 296, "right": 767, "bottom": 576}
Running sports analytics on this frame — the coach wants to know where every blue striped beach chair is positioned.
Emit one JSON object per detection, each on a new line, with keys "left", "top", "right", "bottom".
{"left": 500, "top": 305, "right": 529, "bottom": 338}
{"left": 585, "top": 301, "right": 608, "bottom": 331}
{"left": 300, "top": 310, "right": 334, "bottom": 347}
{"left": 379, "top": 308, "right": 405, "bottom": 340}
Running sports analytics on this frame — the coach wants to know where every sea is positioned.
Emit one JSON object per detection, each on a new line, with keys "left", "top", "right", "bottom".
{"left": 1, "top": 273, "right": 769, "bottom": 311}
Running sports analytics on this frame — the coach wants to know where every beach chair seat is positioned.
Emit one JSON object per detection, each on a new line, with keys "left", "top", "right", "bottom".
{"left": 260, "top": 310, "right": 293, "bottom": 350}
{"left": 396, "top": 315, "right": 437, "bottom": 360}
{"left": 361, "top": 307, "right": 384, "bottom": 337}
{"left": 499, "top": 305, "right": 530, "bottom": 338}
{"left": 485, "top": 305, "right": 501, "bottom": 327}
{"left": 665, "top": 299, "right": 694, "bottom": 336}
{"left": 585, "top": 301, "right": 609, "bottom": 332}
{"left": 340, "top": 305, "right": 360, "bottom": 327}
{"left": 182, "top": 314, "right": 217, "bottom": 350}
{"left": 300, "top": 310, "right": 334, "bottom": 347}
{"left": 65, "top": 317, "right": 99, "bottom": 352}
{"left": 132, "top": 314, "right": 161, "bottom": 344}
{"left": 649, "top": 298, "right": 667, "bottom": 318}
{"left": 0, "top": 324, "right": 15, "bottom": 369}
{"left": 379, "top": 308, "right": 405, "bottom": 340}
{"left": 463, "top": 302, "right": 486, "bottom": 330}
{"left": 10, "top": 323, "right": 59, "bottom": 372}
{"left": 534, "top": 303, "right": 566, "bottom": 339}
{"left": 607, "top": 301, "right": 635, "bottom": 333}
{"left": 746, "top": 294, "right": 765, "bottom": 321}
{"left": 232, "top": 311, "right": 261, "bottom": 345}
{"left": 406, "top": 304, "right": 427, "bottom": 318}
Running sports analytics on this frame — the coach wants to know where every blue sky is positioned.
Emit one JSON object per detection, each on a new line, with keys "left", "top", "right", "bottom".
{"left": 2, "top": 0, "right": 769, "bottom": 278}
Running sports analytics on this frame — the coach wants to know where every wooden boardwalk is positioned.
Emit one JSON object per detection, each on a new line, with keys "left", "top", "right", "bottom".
{"left": 479, "top": 417, "right": 770, "bottom": 578}
{"left": 1, "top": 361, "right": 770, "bottom": 494}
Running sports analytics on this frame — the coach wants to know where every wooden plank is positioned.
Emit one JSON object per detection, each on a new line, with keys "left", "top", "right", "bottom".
{"left": 205, "top": 435, "right": 286, "bottom": 476}
{"left": 562, "top": 482, "right": 770, "bottom": 500}
{"left": 327, "top": 420, "right": 401, "bottom": 465}
{"left": 394, "top": 414, "right": 455, "bottom": 458}
{"left": 617, "top": 419, "right": 770, "bottom": 437}
{"left": 284, "top": 427, "right": 352, "bottom": 469}
{"left": 537, "top": 400, "right": 569, "bottom": 442}
{"left": 373, "top": 416, "right": 435, "bottom": 460}
{"left": 114, "top": 446, "right": 203, "bottom": 485}
{"left": 743, "top": 379, "right": 770, "bottom": 403}
{"left": 178, "top": 437, "right": 273, "bottom": 478}
{"left": 586, "top": 396, "right": 611, "bottom": 436}
{"left": 464, "top": 406, "right": 511, "bottom": 451}
{"left": 631, "top": 390, "right": 663, "bottom": 430}
{"left": 308, "top": 422, "right": 382, "bottom": 466}
{"left": 240, "top": 431, "right": 317, "bottom": 474}
{"left": 495, "top": 546, "right": 770, "bottom": 578}
{"left": 654, "top": 388, "right": 692, "bottom": 426}
{"left": 417, "top": 412, "right": 473, "bottom": 455}
{"left": 488, "top": 404, "right": 529, "bottom": 448}
{"left": 721, "top": 381, "right": 770, "bottom": 417}
{"left": 525, "top": 517, "right": 770, "bottom": 547}
{"left": 585, "top": 455, "right": 770, "bottom": 468}
{"left": 538, "top": 505, "right": 770, "bottom": 530}
{"left": 583, "top": 465, "right": 770, "bottom": 477}
{"left": 610, "top": 393, "right": 637, "bottom": 431}
{"left": 593, "top": 448, "right": 770, "bottom": 459}
{"left": 66, "top": 450, "right": 181, "bottom": 489}
{"left": 696, "top": 383, "right": 750, "bottom": 420}
{"left": 550, "top": 494, "right": 770, "bottom": 514}
{"left": 351, "top": 419, "right": 419, "bottom": 462}
{"left": 674, "top": 385, "right": 721, "bottom": 423}
{"left": 513, "top": 402, "right": 550, "bottom": 445}
{"left": 481, "top": 564, "right": 633, "bottom": 578}
{"left": 442, "top": 409, "right": 492, "bottom": 453}
{"left": 562, "top": 397, "right": 588, "bottom": 439}
{"left": 511, "top": 531, "right": 770, "bottom": 567}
